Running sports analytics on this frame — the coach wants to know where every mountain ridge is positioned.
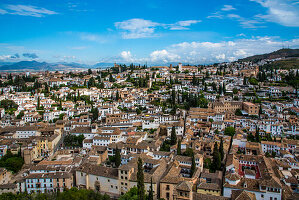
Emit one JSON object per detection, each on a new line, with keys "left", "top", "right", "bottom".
{"left": 238, "top": 48, "right": 299, "bottom": 62}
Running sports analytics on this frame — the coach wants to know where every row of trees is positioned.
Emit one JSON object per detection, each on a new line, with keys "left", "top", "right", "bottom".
{"left": 169, "top": 90, "right": 208, "bottom": 110}
{"left": 63, "top": 135, "right": 85, "bottom": 148}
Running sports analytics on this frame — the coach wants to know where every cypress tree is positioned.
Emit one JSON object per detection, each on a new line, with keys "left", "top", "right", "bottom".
{"left": 170, "top": 126, "right": 177, "bottom": 145}
{"left": 243, "top": 76, "right": 247, "bottom": 85}
{"left": 148, "top": 177, "right": 154, "bottom": 200}
{"left": 211, "top": 142, "right": 221, "bottom": 172}
{"left": 219, "top": 138, "right": 224, "bottom": 161}
{"left": 37, "top": 96, "right": 40, "bottom": 109}
{"left": 255, "top": 127, "right": 260, "bottom": 143}
{"left": 177, "top": 139, "right": 181, "bottom": 155}
{"left": 116, "top": 91, "right": 120, "bottom": 101}
{"left": 115, "top": 146, "right": 121, "bottom": 168}
{"left": 259, "top": 104, "right": 263, "bottom": 117}
{"left": 218, "top": 84, "right": 222, "bottom": 95}
{"left": 137, "top": 158, "right": 145, "bottom": 200}
{"left": 191, "top": 154, "right": 196, "bottom": 177}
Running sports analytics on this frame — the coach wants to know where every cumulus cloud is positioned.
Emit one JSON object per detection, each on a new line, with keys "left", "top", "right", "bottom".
{"left": 120, "top": 51, "right": 135, "bottom": 62}
{"left": 150, "top": 50, "right": 181, "bottom": 63}
{"left": 221, "top": 5, "right": 236, "bottom": 11}
{"left": 10, "top": 53, "right": 20, "bottom": 59}
{"left": 22, "top": 53, "right": 38, "bottom": 59}
{"left": 110, "top": 37, "right": 299, "bottom": 64}
{"left": 115, "top": 18, "right": 201, "bottom": 39}
{"left": 0, "top": 4, "right": 57, "bottom": 17}
{"left": 251, "top": 0, "right": 299, "bottom": 27}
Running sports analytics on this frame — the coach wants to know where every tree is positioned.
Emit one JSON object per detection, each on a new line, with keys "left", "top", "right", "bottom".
{"left": 119, "top": 187, "right": 138, "bottom": 200}
{"left": 109, "top": 74, "right": 115, "bottom": 82}
{"left": 224, "top": 127, "right": 235, "bottom": 136}
{"left": 116, "top": 91, "right": 120, "bottom": 101}
{"left": 210, "top": 142, "right": 221, "bottom": 172}
{"left": 88, "top": 68, "right": 92, "bottom": 75}
{"left": 218, "top": 84, "right": 222, "bottom": 95}
{"left": 259, "top": 104, "right": 263, "bottom": 117}
{"left": 115, "top": 146, "right": 121, "bottom": 168}
{"left": 137, "top": 158, "right": 145, "bottom": 200}
{"left": 233, "top": 88, "right": 238, "bottom": 94}
{"left": 191, "top": 154, "right": 196, "bottom": 177}
{"left": 170, "top": 126, "right": 177, "bottom": 145}
{"left": 147, "top": 178, "right": 154, "bottom": 200}
{"left": 37, "top": 96, "right": 40, "bottom": 109}
{"left": 183, "top": 148, "right": 194, "bottom": 157}
{"left": 255, "top": 127, "right": 260, "bottom": 143}
{"left": 222, "top": 83, "right": 226, "bottom": 94}
{"left": 243, "top": 76, "right": 247, "bottom": 85}
{"left": 177, "top": 139, "right": 181, "bottom": 155}
{"left": 219, "top": 138, "right": 224, "bottom": 161}
{"left": 235, "top": 109, "right": 242, "bottom": 116}
{"left": 16, "top": 110, "right": 24, "bottom": 119}
{"left": 91, "top": 108, "right": 99, "bottom": 122}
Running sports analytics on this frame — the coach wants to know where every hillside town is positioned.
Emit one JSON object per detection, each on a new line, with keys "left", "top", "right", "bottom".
{"left": 0, "top": 59, "right": 298, "bottom": 200}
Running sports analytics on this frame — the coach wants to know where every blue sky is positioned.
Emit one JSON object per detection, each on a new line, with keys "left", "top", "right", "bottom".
{"left": 0, "top": 0, "right": 299, "bottom": 65}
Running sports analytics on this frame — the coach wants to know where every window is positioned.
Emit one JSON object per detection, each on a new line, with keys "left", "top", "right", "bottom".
{"left": 166, "top": 185, "right": 170, "bottom": 190}
{"left": 166, "top": 192, "right": 169, "bottom": 198}
{"left": 108, "top": 179, "right": 110, "bottom": 182}
{"left": 261, "top": 194, "right": 264, "bottom": 198}
{"left": 111, "top": 185, "right": 113, "bottom": 188}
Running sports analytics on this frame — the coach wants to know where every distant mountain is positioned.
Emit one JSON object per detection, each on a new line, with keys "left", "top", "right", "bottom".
{"left": 93, "top": 62, "right": 115, "bottom": 68}
{"left": 0, "top": 60, "right": 88, "bottom": 71}
{"left": 0, "top": 61, "right": 50, "bottom": 71}
{"left": 238, "top": 48, "right": 299, "bottom": 62}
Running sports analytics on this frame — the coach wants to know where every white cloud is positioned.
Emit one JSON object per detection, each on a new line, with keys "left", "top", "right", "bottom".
{"left": 150, "top": 50, "right": 180, "bottom": 63}
{"left": 0, "top": 55, "right": 13, "bottom": 60}
{"left": 221, "top": 5, "right": 236, "bottom": 11}
{"left": 0, "top": 9, "right": 7, "bottom": 14}
{"left": 207, "top": 12, "right": 224, "bottom": 19}
{"left": 102, "top": 35, "right": 299, "bottom": 64}
{"left": 216, "top": 54, "right": 226, "bottom": 60}
{"left": 227, "top": 14, "right": 264, "bottom": 28}
{"left": 1, "top": 4, "right": 57, "bottom": 17}
{"left": 251, "top": 0, "right": 299, "bottom": 27}
{"left": 115, "top": 18, "right": 160, "bottom": 39}
{"left": 115, "top": 18, "right": 201, "bottom": 39}
{"left": 236, "top": 33, "right": 246, "bottom": 37}
{"left": 113, "top": 36, "right": 299, "bottom": 64}
{"left": 120, "top": 51, "right": 135, "bottom": 62}
{"left": 169, "top": 20, "right": 201, "bottom": 30}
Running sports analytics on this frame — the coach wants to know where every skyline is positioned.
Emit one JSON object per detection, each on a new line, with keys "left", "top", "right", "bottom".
{"left": 0, "top": 0, "right": 299, "bottom": 65}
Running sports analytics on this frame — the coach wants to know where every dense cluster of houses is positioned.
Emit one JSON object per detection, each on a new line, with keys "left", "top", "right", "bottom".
{"left": 0, "top": 60, "right": 298, "bottom": 200}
